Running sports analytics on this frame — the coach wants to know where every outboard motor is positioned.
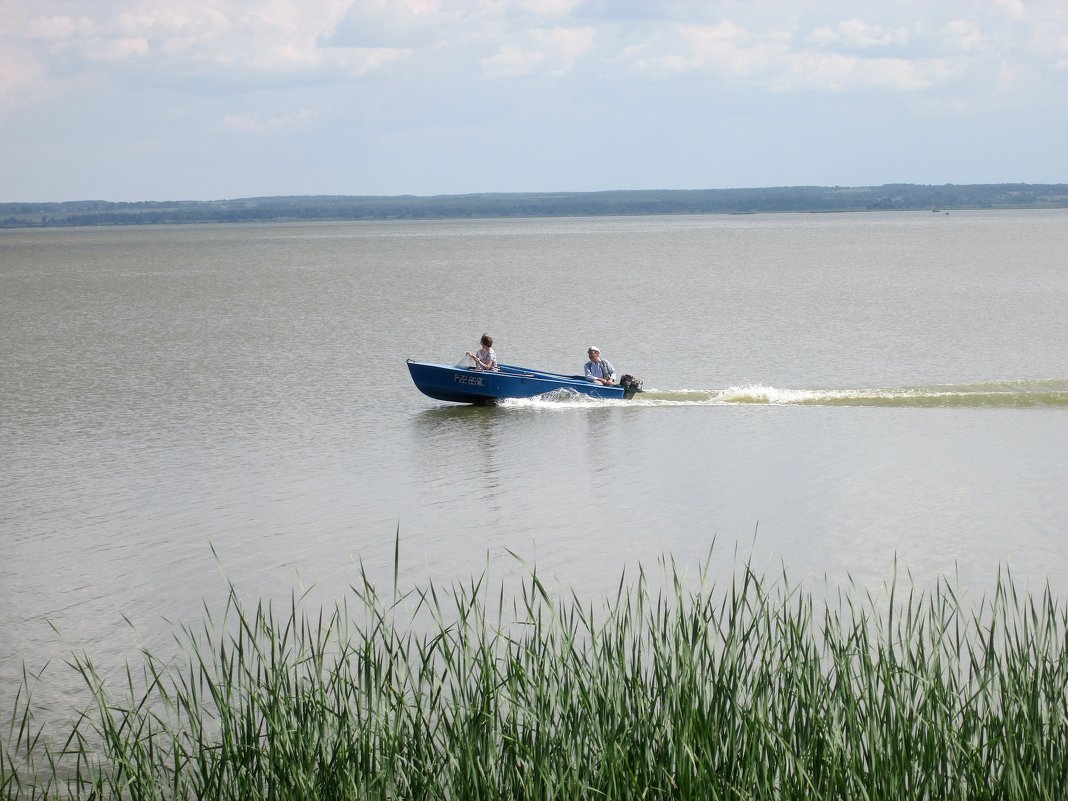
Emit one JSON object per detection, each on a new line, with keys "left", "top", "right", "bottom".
{"left": 619, "top": 374, "right": 643, "bottom": 399}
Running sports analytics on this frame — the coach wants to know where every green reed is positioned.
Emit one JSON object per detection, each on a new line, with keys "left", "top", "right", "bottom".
{"left": 4, "top": 553, "right": 1068, "bottom": 800}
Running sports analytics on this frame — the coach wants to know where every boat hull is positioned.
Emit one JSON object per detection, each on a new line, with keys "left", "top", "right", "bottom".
{"left": 407, "top": 361, "right": 637, "bottom": 404}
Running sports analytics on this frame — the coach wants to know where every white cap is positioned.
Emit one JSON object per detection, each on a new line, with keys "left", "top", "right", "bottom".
{"left": 587, "top": 345, "right": 600, "bottom": 353}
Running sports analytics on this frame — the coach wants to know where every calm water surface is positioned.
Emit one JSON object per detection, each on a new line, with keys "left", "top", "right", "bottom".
{"left": 2, "top": 211, "right": 1067, "bottom": 707}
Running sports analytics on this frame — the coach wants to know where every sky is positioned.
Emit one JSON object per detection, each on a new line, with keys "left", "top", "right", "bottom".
{"left": 2, "top": 0, "right": 1067, "bottom": 202}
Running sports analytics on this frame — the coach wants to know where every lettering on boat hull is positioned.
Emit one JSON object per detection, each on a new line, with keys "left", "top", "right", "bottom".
{"left": 454, "top": 374, "right": 485, "bottom": 387}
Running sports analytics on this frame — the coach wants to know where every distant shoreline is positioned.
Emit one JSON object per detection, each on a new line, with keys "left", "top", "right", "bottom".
{"left": 2, "top": 182, "right": 1066, "bottom": 228}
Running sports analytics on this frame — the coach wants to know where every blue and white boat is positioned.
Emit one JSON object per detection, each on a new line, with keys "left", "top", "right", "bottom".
{"left": 407, "top": 360, "right": 642, "bottom": 405}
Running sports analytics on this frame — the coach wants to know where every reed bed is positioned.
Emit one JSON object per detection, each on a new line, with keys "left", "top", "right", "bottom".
{"left": 3, "top": 554, "right": 1068, "bottom": 800}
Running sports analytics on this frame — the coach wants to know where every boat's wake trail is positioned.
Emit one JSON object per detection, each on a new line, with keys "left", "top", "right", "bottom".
{"left": 639, "top": 379, "right": 1068, "bottom": 408}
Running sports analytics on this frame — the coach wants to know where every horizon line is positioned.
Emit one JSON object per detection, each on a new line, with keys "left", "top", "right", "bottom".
{"left": 5, "top": 180, "right": 1068, "bottom": 206}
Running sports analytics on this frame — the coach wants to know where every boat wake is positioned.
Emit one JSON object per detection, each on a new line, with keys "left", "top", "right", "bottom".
{"left": 499, "top": 380, "right": 1068, "bottom": 409}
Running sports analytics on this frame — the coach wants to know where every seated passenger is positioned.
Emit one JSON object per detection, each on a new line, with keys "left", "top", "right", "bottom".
{"left": 583, "top": 345, "right": 616, "bottom": 385}
{"left": 466, "top": 334, "right": 498, "bottom": 371}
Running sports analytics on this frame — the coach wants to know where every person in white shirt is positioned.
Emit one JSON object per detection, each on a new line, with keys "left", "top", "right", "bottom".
{"left": 466, "top": 334, "right": 498, "bottom": 371}
{"left": 583, "top": 345, "right": 616, "bottom": 385}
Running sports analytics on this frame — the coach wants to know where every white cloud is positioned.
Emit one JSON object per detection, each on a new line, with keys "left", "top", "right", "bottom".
{"left": 84, "top": 36, "right": 149, "bottom": 63}
{"left": 779, "top": 52, "right": 957, "bottom": 93}
{"left": 536, "top": 25, "right": 596, "bottom": 74}
{"left": 6, "top": 2, "right": 381, "bottom": 88}
{"left": 9, "top": 0, "right": 1066, "bottom": 99}
{"left": 327, "top": 0, "right": 451, "bottom": 48}
{"left": 515, "top": 0, "right": 583, "bottom": 17}
{"left": 994, "top": 0, "right": 1028, "bottom": 22}
{"left": 1029, "top": 17, "right": 1068, "bottom": 68}
{"left": 683, "top": 22, "right": 790, "bottom": 76}
{"left": 481, "top": 44, "right": 545, "bottom": 78}
{"left": 218, "top": 108, "right": 318, "bottom": 134}
{"left": 613, "top": 13, "right": 1008, "bottom": 94}
{"left": 941, "top": 20, "right": 985, "bottom": 53}
{"left": 806, "top": 20, "right": 911, "bottom": 49}
{"left": 481, "top": 25, "right": 595, "bottom": 78}
{"left": 621, "top": 21, "right": 790, "bottom": 79}
{"left": 0, "top": 42, "right": 42, "bottom": 102}
{"left": 25, "top": 15, "right": 95, "bottom": 41}
{"left": 329, "top": 46, "right": 413, "bottom": 78}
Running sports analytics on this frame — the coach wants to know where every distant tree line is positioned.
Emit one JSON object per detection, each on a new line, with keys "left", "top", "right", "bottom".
{"left": 2, "top": 184, "right": 1066, "bottom": 228}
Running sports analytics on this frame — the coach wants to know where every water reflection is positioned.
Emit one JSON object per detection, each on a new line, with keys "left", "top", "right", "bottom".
{"left": 411, "top": 405, "right": 506, "bottom": 519}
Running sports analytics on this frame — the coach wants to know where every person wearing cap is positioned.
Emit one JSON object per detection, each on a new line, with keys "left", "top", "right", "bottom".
{"left": 583, "top": 346, "right": 616, "bottom": 385}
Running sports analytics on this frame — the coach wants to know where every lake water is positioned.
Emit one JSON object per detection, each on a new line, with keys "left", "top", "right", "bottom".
{"left": 2, "top": 210, "right": 1068, "bottom": 709}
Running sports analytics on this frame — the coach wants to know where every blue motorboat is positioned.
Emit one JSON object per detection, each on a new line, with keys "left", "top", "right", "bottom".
{"left": 407, "top": 360, "right": 643, "bottom": 405}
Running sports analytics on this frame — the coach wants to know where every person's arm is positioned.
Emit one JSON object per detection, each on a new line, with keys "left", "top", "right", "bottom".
{"left": 584, "top": 362, "right": 597, "bottom": 382}
{"left": 468, "top": 349, "right": 496, "bottom": 370}
{"left": 605, "top": 360, "right": 617, "bottom": 384}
